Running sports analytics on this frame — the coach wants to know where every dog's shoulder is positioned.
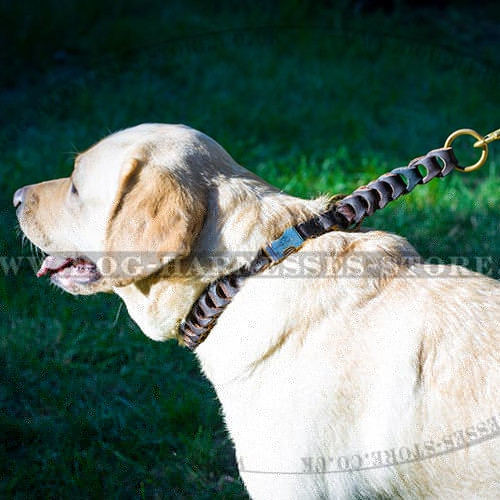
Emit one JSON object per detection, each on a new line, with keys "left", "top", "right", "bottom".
{"left": 292, "top": 228, "right": 421, "bottom": 285}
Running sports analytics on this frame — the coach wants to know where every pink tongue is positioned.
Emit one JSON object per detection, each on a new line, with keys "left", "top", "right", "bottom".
{"left": 37, "top": 256, "right": 73, "bottom": 278}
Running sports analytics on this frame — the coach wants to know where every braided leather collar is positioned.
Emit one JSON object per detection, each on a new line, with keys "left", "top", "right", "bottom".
{"left": 180, "top": 147, "right": 459, "bottom": 350}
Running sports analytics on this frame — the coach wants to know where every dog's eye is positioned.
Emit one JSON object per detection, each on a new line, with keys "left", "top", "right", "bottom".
{"left": 71, "top": 183, "right": 78, "bottom": 196}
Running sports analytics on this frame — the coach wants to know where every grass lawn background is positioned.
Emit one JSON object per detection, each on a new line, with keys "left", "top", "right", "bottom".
{"left": 1, "top": 1, "right": 500, "bottom": 498}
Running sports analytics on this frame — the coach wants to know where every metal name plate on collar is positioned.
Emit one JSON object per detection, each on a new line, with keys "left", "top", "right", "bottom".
{"left": 264, "top": 226, "right": 305, "bottom": 262}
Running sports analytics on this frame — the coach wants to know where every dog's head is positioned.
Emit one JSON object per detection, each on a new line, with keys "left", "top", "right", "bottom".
{"left": 14, "top": 124, "right": 219, "bottom": 294}
{"left": 14, "top": 124, "right": 267, "bottom": 340}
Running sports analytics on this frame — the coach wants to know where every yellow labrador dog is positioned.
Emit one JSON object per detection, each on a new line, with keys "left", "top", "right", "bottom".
{"left": 14, "top": 124, "right": 500, "bottom": 499}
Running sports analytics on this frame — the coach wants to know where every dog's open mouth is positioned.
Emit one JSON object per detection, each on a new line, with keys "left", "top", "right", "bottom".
{"left": 37, "top": 255, "right": 102, "bottom": 288}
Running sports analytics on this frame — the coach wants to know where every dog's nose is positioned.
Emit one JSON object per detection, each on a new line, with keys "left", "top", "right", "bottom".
{"left": 13, "top": 186, "right": 27, "bottom": 209}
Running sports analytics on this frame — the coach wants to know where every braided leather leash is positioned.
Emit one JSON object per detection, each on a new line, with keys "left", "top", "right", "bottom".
{"left": 180, "top": 146, "right": 461, "bottom": 350}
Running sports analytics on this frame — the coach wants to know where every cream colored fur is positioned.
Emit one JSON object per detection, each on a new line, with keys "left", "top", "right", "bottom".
{"left": 15, "top": 124, "right": 500, "bottom": 499}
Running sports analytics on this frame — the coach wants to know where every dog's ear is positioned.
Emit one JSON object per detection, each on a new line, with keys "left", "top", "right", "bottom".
{"left": 104, "top": 157, "right": 206, "bottom": 283}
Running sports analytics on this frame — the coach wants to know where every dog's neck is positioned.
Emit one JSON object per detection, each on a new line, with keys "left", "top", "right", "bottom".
{"left": 191, "top": 177, "right": 329, "bottom": 377}
{"left": 196, "top": 175, "right": 328, "bottom": 276}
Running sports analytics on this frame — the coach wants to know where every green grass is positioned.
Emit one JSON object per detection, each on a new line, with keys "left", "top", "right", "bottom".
{"left": 1, "top": 1, "right": 500, "bottom": 498}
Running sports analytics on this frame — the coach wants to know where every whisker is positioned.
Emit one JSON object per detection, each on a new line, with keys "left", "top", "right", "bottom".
{"left": 112, "top": 302, "right": 124, "bottom": 328}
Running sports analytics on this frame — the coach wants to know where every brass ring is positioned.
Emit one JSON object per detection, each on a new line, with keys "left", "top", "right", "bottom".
{"left": 444, "top": 128, "right": 488, "bottom": 172}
